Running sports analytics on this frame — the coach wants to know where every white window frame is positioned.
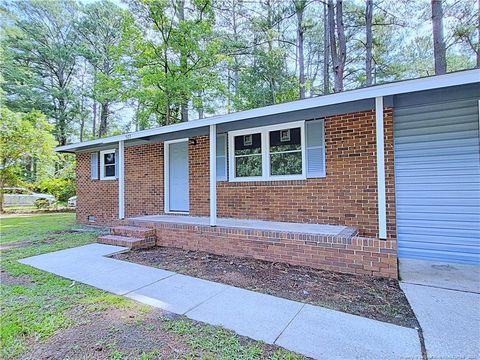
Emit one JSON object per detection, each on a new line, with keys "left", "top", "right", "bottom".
{"left": 99, "top": 149, "right": 117, "bottom": 180}
{"left": 228, "top": 120, "right": 306, "bottom": 182}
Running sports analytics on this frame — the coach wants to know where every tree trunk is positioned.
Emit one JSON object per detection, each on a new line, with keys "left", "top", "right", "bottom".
{"left": 328, "top": 0, "right": 345, "bottom": 92}
{"left": 92, "top": 101, "right": 97, "bottom": 138}
{"left": 296, "top": 0, "right": 306, "bottom": 99}
{"left": 99, "top": 102, "right": 108, "bottom": 137}
{"left": 323, "top": 1, "right": 330, "bottom": 94}
{"left": 0, "top": 173, "right": 5, "bottom": 214}
{"left": 57, "top": 97, "right": 67, "bottom": 146}
{"left": 477, "top": 0, "right": 480, "bottom": 68}
{"left": 365, "top": 0, "right": 373, "bottom": 86}
{"left": 431, "top": 0, "right": 446, "bottom": 75}
{"left": 178, "top": 0, "right": 189, "bottom": 122}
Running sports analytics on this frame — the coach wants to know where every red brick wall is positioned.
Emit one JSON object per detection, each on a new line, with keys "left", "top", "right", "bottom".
{"left": 188, "top": 109, "right": 396, "bottom": 240}
{"left": 76, "top": 152, "right": 118, "bottom": 225}
{"left": 125, "top": 143, "right": 164, "bottom": 218}
{"left": 76, "top": 108, "right": 396, "bottom": 240}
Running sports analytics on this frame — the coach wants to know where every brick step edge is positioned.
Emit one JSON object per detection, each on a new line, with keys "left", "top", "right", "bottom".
{"left": 98, "top": 234, "right": 155, "bottom": 249}
{"left": 110, "top": 225, "right": 156, "bottom": 239}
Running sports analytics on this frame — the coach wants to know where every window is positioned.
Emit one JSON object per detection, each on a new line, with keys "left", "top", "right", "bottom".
{"left": 100, "top": 149, "right": 117, "bottom": 180}
{"left": 228, "top": 121, "right": 306, "bottom": 181}
{"left": 269, "top": 127, "right": 302, "bottom": 176}
{"left": 233, "top": 132, "right": 262, "bottom": 178}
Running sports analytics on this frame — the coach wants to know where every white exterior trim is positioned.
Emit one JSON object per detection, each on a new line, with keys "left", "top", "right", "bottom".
{"left": 99, "top": 149, "right": 117, "bottom": 180}
{"left": 209, "top": 125, "right": 217, "bottom": 226}
{"left": 118, "top": 140, "right": 125, "bottom": 219}
{"left": 56, "top": 70, "right": 480, "bottom": 153}
{"left": 228, "top": 121, "right": 306, "bottom": 182}
{"left": 164, "top": 138, "right": 189, "bottom": 214}
{"left": 376, "top": 97, "right": 387, "bottom": 239}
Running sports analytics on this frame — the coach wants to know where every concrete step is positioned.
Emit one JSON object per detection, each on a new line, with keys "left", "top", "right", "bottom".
{"left": 110, "top": 225, "right": 155, "bottom": 239}
{"left": 97, "top": 234, "right": 155, "bottom": 249}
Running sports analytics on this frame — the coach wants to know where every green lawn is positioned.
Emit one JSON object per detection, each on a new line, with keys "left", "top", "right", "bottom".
{"left": 0, "top": 213, "right": 76, "bottom": 244}
{"left": 0, "top": 214, "right": 304, "bottom": 359}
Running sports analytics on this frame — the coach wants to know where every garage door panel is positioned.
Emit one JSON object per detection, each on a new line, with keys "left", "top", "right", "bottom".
{"left": 395, "top": 121, "right": 478, "bottom": 137}
{"left": 395, "top": 130, "right": 478, "bottom": 145}
{"left": 396, "top": 211, "right": 480, "bottom": 222}
{"left": 404, "top": 240, "right": 480, "bottom": 255}
{"left": 394, "top": 96, "right": 480, "bottom": 264}
{"left": 396, "top": 205, "right": 480, "bottom": 215}
{"left": 398, "top": 226, "right": 479, "bottom": 239}
{"left": 397, "top": 218, "right": 480, "bottom": 230}
{"left": 396, "top": 197, "right": 479, "bottom": 207}
{"left": 395, "top": 138, "right": 478, "bottom": 152}
{"left": 396, "top": 182, "right": 479, "bottom": 192}
{"left": 398, "top": 247, "right": 480, "bottom": 264}
{"left": 395, "top": 112, "right": 477, "bottom": 130}
{"left": 395, "top": 158, "right": 479, "bottom": 169}
{"left": 395, "top": 175, "right": 479, "bottom": 184}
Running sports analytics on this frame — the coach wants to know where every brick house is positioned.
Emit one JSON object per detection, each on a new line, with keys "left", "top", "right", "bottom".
{"left": 57, "top": 70, "right": 480, "bottom": 278}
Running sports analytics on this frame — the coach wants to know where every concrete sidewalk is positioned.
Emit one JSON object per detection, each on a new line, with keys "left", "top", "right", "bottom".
{"left": 20, "top": 244, "right": 421, "bottom": 359}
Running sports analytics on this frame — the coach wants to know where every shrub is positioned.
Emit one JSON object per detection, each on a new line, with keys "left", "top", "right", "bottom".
{"left": 34, "top": 198, "right": 50, "bottom": 209}
{"left": 32, "top": 178, "right": 76, "bottom": 202}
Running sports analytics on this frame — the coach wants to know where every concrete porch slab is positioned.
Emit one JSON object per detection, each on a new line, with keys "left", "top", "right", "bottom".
{"left": 126, "top": 274, "right": 228, "bottom": 314}
{"left": 275, "top": 304, "right": 421, "bottom": 360}
{"left": 185, "top": 286, "right": 304, "bottom": 344}
{"left": 399, "top": 258, "right": 480, "bottom": 293}
{"left": 401, "top": 283, "right": 480, "bottom": 359}
{"left": 129, "top": 214, "right": 353, "bottom": 236}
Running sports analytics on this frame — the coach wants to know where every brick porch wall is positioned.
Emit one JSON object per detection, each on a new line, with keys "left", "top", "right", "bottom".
{"left": 131, "top": 220, "right": 397, "bottom": 278}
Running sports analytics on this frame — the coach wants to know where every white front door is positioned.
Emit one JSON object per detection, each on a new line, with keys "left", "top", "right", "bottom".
{"left": 166, "top": 140, "right": 189, "bottom": 212}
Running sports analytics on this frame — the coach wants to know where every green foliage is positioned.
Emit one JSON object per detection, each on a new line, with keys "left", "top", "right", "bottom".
{"left": 33, "top": 198, "right": 51, "bottom": 209}
{"left": 0, "top": 108, "right": 56, "bottom": 211}
{"left": 32, "top": 178, "right": 76, "bottom": 202}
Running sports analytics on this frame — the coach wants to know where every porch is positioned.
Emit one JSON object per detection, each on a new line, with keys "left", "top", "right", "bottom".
{"left": 128, "top": 214, "right": 358, "bottom": 239}
{"left": 97, "top": 214, "right": 397, "bottom": 278}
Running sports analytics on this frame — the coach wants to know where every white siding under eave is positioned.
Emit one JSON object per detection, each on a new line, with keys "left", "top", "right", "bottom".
{"left": 394, "top": 98, "right": 480, "bottom": 264}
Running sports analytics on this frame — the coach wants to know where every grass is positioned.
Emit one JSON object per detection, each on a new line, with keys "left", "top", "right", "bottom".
{"left": 0, "top": 212, "right": 76, "bottom": 244}
{"left": 0, "top": 214, "right": 305, "bottom": 359}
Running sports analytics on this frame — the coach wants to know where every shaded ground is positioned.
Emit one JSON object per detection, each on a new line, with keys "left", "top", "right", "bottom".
{"left": 0, "top": 213, "right": 305, "bottom": 360}
{"left": 114, "top": 247, "right": 418, "bottom": 328}
{"left": 21, "top": 303, "right": 300, "bottom": 360}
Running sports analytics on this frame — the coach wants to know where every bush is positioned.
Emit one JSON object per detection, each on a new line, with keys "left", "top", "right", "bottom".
{"left": 34, "top": 198, "right": 50, "bottom": 209}
{"left": 32, "top": 178, "right": 76, "bottom": 202}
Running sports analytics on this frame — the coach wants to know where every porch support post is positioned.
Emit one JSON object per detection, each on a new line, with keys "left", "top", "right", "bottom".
{"left": 375, "top": 96, "right": 387, "bottom": 239}
{"left": 118, "top": 140, "right": 125, "bottom": 220}
{"left": 209, "top": 124, "right": 217, "bottom": 226}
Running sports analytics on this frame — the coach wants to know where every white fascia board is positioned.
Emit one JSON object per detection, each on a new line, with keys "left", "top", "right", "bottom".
{"left": 56, "top": 69, "right": 480, "bottom": 153}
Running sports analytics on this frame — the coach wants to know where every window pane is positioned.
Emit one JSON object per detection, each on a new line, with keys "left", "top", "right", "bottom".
{"left": 104, "top": 152, "right": 115, "bottom": 165}
{"left": 235, "top": 155, "right": 262, "bottom": 177}
{"left": 270, "top": 152, "right": 302, "bottom": 176}
{"left": 105, "top": 164, "right": 115, "bottom": 177}
{"left": 270, "top": 127, "right": 301, "bottom": 153}
{"left": 234, "top": 133, "right": 261, "bottom": 156}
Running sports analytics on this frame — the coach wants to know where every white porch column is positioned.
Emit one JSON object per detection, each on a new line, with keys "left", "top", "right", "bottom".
{"left": 118, "top": 140, "right": 125, "bottom": 220}
{"left": 209, "top": 124, "right": 217, "bottom": 226}
{"left": 375, "top": 96, "right": 387, "bottom": 239}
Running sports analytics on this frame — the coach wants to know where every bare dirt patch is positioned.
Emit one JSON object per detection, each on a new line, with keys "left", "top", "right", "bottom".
{"left": 114, "top": 246, "right": 418, "bottom": 328}
{"left": 0, "top": 270, "right": 34, "bottom": 286}
{"left": 20, "top": 306, "right": 297, "bottom": 360}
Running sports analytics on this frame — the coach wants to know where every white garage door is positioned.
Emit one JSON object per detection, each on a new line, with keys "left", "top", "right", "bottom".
{"left": 394, "top": 97, "right": 480, "bottom": 264}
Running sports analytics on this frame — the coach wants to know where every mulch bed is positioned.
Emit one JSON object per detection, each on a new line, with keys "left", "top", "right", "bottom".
{"left": 114, "top": 246, "right": 419, "bottom": 328}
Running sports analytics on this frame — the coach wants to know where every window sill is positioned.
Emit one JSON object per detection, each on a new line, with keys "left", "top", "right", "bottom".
{"left": 99, "top": 177, "right": 117, "bottom": 181}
